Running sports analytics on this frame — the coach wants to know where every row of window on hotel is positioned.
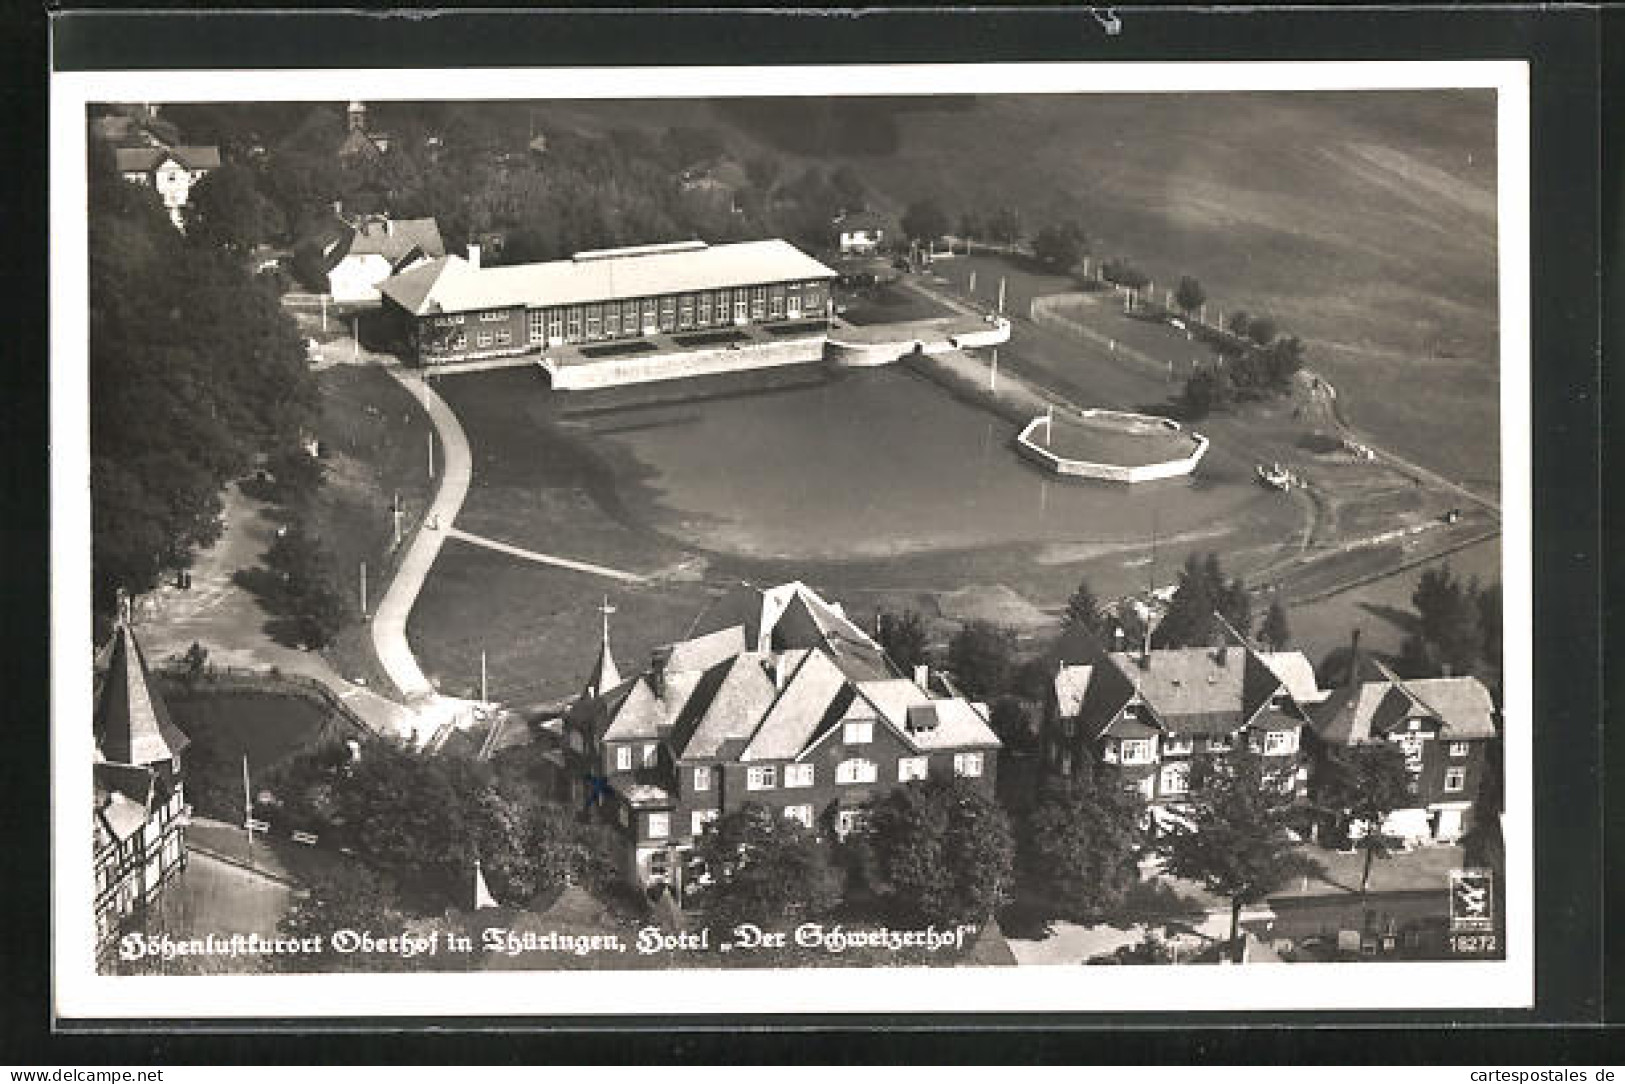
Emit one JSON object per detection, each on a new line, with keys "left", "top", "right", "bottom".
{"left": 1086, "top": 732, "right": 1470, "bottom": 764}
{"left": 639, "top": 805, "right": 871, "bottom": 841}
{"left": 613, "top": 743, "right": 984, "bottom": 787}
{"left": 429, "top": 281, "right": 830, "bottom": 350}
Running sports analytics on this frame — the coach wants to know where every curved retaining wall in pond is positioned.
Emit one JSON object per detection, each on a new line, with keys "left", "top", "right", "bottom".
{"left": 1015, "top": 410, "right": 1210, "bottom": 483}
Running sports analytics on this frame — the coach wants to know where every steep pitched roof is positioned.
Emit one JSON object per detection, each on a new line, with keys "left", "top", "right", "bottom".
{"left": 903, "top": 698, "right": 1000, "bottom": 751}
{"left": 93, "top": 762, "right": 164, "bottom": 846}
{"left": 1104, "top": 648, "right": 1252, "bottom": 735}
{"left": 332, "top": 216, "right": 447, "bottom": 266}
{"left": 582, "top": 602, "right": 620, "bottom": 701}
{"left": 739, "top": 650, "right": 851, "bottom": 762}
{"left": 671, "top": 652, "right": 778, "bottom": 761}
{"left": 114, "top": 145, "right": 220, "bottom": 174}
{"left": 848, "top": 679, "right": 1001, "bottom": 752}
{"left": 94, "top": 624, "right": 189, "bottom": 766}
{"left": 376, "top": 256, "right": 465, "bottom": 316}
{"left": 599, "top": 670, "right": 704, "bottom": 743}
{"left": 1053, "top": 664, "right": 1094, "bottom": 718}
{"left": 664, "top": 626, "right": 747, "bottom": 675}
{"left": 1313, "top": 660, "right": 1497, "bottom": 744}
{"left": 1259, "top": 651, "right": 1326, "bottom": 705}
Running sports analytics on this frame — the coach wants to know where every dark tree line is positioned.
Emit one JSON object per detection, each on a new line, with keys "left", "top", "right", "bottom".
{"left": 89, "top": 136, "right": 318, "bottom": 611}
{"left": 1398, "top": 563, "right": 1501, "bottom": 689}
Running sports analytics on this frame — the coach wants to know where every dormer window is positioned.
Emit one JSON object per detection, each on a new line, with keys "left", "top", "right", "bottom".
{"left": 1163, "top": 735, "right": 1193, "bottom": 756}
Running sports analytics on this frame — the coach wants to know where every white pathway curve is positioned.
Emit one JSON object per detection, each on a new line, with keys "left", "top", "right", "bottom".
{"left": 445, "top": 527, "right": 649, "bottom": 584}
{"left": 371, "top": 364, "right": 480, "bottom": 740}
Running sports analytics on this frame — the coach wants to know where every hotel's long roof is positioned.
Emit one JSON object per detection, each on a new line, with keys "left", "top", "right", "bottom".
{"left": 380, "top": 239, "right": 838, "bottom": 316}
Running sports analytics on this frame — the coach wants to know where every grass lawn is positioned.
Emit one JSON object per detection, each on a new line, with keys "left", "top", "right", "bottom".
{"left": 836, "top": 282, "right": 956, "bottom": 326}
{"left": 409, "top": 543, "right": 716, "bottom": 706}
{"left": 311, "top": 363, "right": 438, "bottom": 696}
{"left": 580, "top": 340, "right": 658, "bottom": 358}
{"left": 673, "top": 329, "right": 747, "bottom": 347}
{"left": 1286, "top": 535, "right": 1501, "bottom": 668}
{"left": 1032, "top": 413, "right": 1198, "bottom": 468}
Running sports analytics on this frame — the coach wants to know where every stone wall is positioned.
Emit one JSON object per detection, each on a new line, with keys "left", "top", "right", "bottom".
{"left": 546, "top": 335, "right": 827, "bottom": 390}
{"left": 1014, "top": 414, "right": 1210, "bottom": 483}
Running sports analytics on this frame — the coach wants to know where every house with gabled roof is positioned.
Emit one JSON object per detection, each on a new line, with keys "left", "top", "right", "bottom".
{"left": 115, "top": 143, "right": 221, "bottom": 230}
{"left": 92, "top": 611, "right": 191, "bottom": 958}
{"left": 561, "top": 582, "right": 1001, "bottom": 894}
{"left": 1043, "top": 621, "right": 1318, "bottom": 806}
{"left": 322, "top": 213, "right": 447, "bottom": 305}
{"left": 833, "top": 209, "right": 889, "bottom": 256}
{"left": 1307, "top": 653, "right": 1497, "bottom": 843}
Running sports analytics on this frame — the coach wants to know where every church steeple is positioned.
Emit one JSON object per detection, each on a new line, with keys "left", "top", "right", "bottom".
{"left": 95, "top": 596, "right": 190, "bottom": 768}
{"left": 584, "top": 596, "right": 620, "bottom": 699}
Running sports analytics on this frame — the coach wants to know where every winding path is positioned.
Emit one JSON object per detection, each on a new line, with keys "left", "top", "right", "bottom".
{"left": 446, "top": 527, "right": 648, "bottom": 584}
{"left": 371, "top": 365, "right": 472, "bottom": 705}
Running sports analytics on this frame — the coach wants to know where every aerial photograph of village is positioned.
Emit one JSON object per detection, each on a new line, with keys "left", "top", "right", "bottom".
{"left": 84, "top": 86, "right": 1509, "bottom": 981}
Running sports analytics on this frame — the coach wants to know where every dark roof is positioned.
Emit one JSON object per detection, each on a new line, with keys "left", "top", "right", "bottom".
{"left": 834, "top": 211, "right": 888, "bottom": 234}
{"left": 575, "top": 582, "right": 1000, "bottom": 765}
{"left": 94, "top": 623, "right": 189, "bottom": 766}
{"left": 114, "top": 144, "right": 220, "bottom": 174}
{"left": 1313, "top": 659, "right": 1497, "bottom": 744}
{"left": 326, "top": 216, "right": 447, "bottom": 270}
{"left": 93, "top": 761, "right": 168, "bottom": 846}
{"left": 1055, "top": 642, "right": 1316, "bottom": 743}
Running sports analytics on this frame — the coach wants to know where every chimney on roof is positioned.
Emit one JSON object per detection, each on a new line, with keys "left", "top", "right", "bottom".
{"left": 1113, "top": 625, "right": 1125, "bottom": 651}
{"left": 913, "top": 664, "right": 929, "bottom": 689}
{"left": 770, "top": 655, "right": 787, "bottom": 690}
{"left": 650, "top": 645, "right": 672, "bottom": 698}
{"left": 466, "top": 243, "right": 481, "bottom": 269}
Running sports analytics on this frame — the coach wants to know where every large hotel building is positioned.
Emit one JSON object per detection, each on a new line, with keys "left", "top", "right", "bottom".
{"left": 379, "top": 238, "right": 838, "bottom": 367}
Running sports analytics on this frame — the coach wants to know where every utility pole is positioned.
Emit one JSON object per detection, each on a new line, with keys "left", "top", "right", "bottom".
{"left": 320, "top": 292, "right": 328, "bottom": 332}
{"left": 989, "top": 347, "right": 998, "bottom": 393}
{"left": 428, "top": 430, "right": 435, "bottom": 479}
{"left": 242, "top": 755, "right": 254, "bottom": 866}
{"left": 969, "top": 270, "right": 977, "bottom": 297}
{"left": 997, "top": 277, "right": 1007, "bottom": 315}
{"left": 392, "top": 492, "right": 402, "bottom": 548}
{"left": 359, "top": 561, "right": 368, "bottom": 617}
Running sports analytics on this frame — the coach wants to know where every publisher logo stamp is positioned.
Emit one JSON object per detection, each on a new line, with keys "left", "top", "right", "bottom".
{"left": 1449, "top": 868, "right": 1494, "bottom": 932}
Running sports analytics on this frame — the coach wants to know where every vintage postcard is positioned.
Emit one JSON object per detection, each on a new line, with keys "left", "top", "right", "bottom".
{"left": 51, "top": 60, "right": 1532, "bottom": 1018}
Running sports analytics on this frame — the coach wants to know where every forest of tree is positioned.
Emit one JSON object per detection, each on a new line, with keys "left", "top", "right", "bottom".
{"left": 89, "top": 136, "right": 317, "bottom": 611}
